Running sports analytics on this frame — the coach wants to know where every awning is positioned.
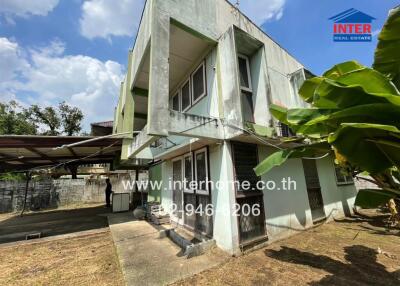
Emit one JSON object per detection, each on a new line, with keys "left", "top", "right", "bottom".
{"left": 0, "top": 135, "right": 122, "bottom": 172}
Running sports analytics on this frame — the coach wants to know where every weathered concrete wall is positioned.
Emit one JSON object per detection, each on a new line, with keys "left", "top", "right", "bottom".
{"left": 258, "top": 146, "right": 357, "bottom": 243}
{"left": 0, "top": 176, "right": 134, "bottom": 213}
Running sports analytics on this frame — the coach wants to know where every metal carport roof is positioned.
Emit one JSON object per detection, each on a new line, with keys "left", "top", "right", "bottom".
{"left": 0, "top": 135, "right": 122, "bottom": 172}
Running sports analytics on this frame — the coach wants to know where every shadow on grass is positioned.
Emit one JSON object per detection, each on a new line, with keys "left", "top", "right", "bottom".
{"left": 265, "top": 245, "right": 400, "bottom": 285}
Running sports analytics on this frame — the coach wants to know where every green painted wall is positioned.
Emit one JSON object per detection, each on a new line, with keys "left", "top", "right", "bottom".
{"left": 148, "top": 163, "right": 162, "bottom": 202}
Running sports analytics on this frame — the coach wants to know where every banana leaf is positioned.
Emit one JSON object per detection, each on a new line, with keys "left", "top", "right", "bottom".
{"left": 373, "top": 6, "right": 400, "bottom": 90}
{"left": 328, "top": 123, "right": 400, "bottom": 174}
{"left": 254, "top": 142, "right": 330, "bottom": 176}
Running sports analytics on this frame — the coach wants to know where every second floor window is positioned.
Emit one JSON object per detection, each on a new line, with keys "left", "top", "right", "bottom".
{"left": 290, "top": 69, "right": 305, "bottom": 100}
{"left": 181, "top": 79, "right": 191, "bottom": 111}
{"left": 170, "top": 60, "right": 207, "bottom": 112}
{"left": 238, "top": 55, "right": 252, "bottom": 92}
{"left": 191, "top": 62, "right": 206, "bottom": 104}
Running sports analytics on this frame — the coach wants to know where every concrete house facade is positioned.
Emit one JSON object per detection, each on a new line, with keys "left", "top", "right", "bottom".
{"left": 113, "top": 0, "right": 357, "bottom": 255}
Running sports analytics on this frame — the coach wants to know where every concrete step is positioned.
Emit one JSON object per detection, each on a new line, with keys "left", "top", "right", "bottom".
{"left": 159, "top": 227, "right": 216, "bottom": 258}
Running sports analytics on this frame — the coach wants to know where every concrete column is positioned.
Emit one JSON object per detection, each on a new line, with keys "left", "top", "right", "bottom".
{"left": 147, "top": 5, "right": 170, "bottom": 136}
{"left": 121, "top": 51, "right": 134, "bottom": 160}
{"left": 210, "top": 141, "right": 240, "bottom": 255}
{"left": 217, "top": 26, "right": 243, "bottom": 138}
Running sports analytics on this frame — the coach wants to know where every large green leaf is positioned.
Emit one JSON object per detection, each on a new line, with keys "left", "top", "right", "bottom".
{"left": 270, "top": 104, "right": 337, "bottom": 137}
{"left": 303, "top": 103, "right": 400, "bottom": 129}
{"left": 269, "top": 104, "right": 289, "bottom": 125}
{"left": 314, "top": 69, "right": 400, "bottom": 109}
{"left": 298, "top": 77, "right": 324, "bottom": 103}
{"left": 322, "top": 61, "right": 364, "bottom": 80}
{"left": 328, "top": 123, "right": 400, "bottom": 174}
{"left": 254, "top": 142, "right": 330, "bottom": 176}
{"left": 373, "top": 6, "right": 400, "bottom": 90}
{"left": 355, "top": 189, "right": 397, "bottom": 208}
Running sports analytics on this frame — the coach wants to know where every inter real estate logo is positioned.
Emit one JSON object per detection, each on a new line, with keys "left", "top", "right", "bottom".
{"left": 329, "top": 8, "right": 376, "bottom": 42}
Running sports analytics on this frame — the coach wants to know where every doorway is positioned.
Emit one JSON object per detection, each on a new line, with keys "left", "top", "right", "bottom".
{"left": 302, "top": 159, "right": 326, "bottom": 222}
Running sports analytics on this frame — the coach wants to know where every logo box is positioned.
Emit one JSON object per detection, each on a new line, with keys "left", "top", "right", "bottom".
{"left": 329, "top": 8, "right": 376, "bottom": 42}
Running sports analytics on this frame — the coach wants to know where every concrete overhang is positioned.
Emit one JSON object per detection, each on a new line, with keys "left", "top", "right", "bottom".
{"left": 234, "top": 25, "right": 264, "bottom": 56}
{"left": 154, "top": 138, "right": 221, "bottom": 161}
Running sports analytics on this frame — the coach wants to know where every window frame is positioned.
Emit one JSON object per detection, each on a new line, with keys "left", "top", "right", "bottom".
{"left": 191, "top": 61, "right": 207, "bottom": 105}
{"left": 183, "top": 153, "right": 194, "bottom": 194}
{"left": 289, "top": 68, "right": 306, "bottom": 101}
{"left": 237, "top": 54, "right": 252, "bottom": 92}
{"left": 333, "top": 162, "right": 354, "bottom": 186}
{"left": 171, "top": 91, "right": 181, "bottom": 112}
{"left": 194, "top": 147, "right": 209, "bottom": 195}
{"left": 181, "top": 78, "right": 192, "bottom": 112}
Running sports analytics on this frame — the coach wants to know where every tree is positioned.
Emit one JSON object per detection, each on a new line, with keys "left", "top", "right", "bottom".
{"left": 0, "top": 101, "right": 36, "bottom": 135}
{"left": 26, "top": 105, "right": 61, "bottom": 135}
{"left": 59, "top": 101, "right": 83, "bottom": 136}
{"left": 254, "top": 7, "right": 400, "bottom": 215}
{"left": 25, "top": 102, "right": 84, "bottom": 136}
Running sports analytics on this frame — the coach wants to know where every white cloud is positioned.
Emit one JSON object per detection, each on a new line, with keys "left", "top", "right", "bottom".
{"left": 0, "top": 38, "right": 124, "bottom": 131}
{"left": 230, "top": 0, "right": 286, "bottom": 24}
{"left": 80, "top": 0, "right": 145, "bottom": 40}
{"left": 0, "top": 0, "right": 59, "bottom": 18}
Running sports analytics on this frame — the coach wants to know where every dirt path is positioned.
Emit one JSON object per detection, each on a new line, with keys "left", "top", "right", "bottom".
{"left": 173, "top": 216, "right": 400, "bottom": 286}
{"left": 0, "top": 231, "right": 124, "bottom": 286}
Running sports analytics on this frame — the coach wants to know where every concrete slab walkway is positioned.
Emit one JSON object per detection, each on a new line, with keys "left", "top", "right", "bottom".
{"left": 107, "top": 212, "right": 229, "bottom": 286}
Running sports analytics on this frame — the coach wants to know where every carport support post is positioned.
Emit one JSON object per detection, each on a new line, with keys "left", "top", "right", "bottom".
{"left": 21, "top": 171, "right": 32, "bottom": 217}
{"left": 67, "top": 164, "right": 78, "bottom": 179}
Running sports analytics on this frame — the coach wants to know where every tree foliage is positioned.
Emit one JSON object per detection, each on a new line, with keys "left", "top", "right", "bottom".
{"left": 26, "top": 102, "right": 84, "bottom": 136}
{"left": 0, "top": 101, "right": 84, "bottom": 136}
{"left": 255, "top": 6, "right": 400, "bottom": 210}
{"left": 58, "top": 101, "right": 83, "bottom": 136}
{"left": 0, "top": 101, "right": 36, "bottom": 135}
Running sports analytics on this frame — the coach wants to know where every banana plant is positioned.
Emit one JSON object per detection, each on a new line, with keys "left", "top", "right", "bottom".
{"left": 254, "top": 6, "right": 400, "bottom": 210}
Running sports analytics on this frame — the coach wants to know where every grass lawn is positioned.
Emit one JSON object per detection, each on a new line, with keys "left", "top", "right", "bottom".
{"left": 173, "top": 213, "right": 400, "bottom": 286}
{"left": 0, "top": 231, "right": 124, "bottom": 286}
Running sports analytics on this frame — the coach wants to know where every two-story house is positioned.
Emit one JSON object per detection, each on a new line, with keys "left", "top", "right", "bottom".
{"left": 113, "top": 0, "right": 357, "bottom": 255}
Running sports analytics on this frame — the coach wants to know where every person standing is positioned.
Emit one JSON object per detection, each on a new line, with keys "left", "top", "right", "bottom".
{"left": 105, "top": 178, "right": 113, "bottom": 207}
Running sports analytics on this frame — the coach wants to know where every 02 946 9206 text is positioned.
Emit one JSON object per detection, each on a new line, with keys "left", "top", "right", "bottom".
{"left": 168, "top": 203, "right": 261, "bottom": 217}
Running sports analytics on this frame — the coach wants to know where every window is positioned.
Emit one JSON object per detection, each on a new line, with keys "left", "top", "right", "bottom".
{"left": 172, "top": 92, "right": 180, "bottom": 111}
{"left": 334, "top": 165, "right": 353, "bottom": 185}
{"left": 170, "top": 61, "right": 207, "bottom": 112}
{"left": 181, "top": 79, "right": 191, "bottom": 111}
{"left": 290, "top": 69, "right": 305, "bottom": 99}
{"left": 191, "top": 61, "right": 206, "bottom": 104}
{"left": 242, "top": 91, "right": 254, "bottom": 122}
{"left": 238, "top": 55, "right": 252, "bottom": 92}
{"left": 232, "top": 142, "right": 259, "bottom": 192}
{"left": 194, "top": 148, "right": 209, "bottom": 195}
{"left": 183, "top": 154, "right": 193, "bottom": 193}
{"left": 277, "top": 122, "right": 295, "bottom": 137}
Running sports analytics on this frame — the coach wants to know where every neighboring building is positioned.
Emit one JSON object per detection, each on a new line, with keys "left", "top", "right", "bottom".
{"left": 91, "top": 121, "right": 114, "bottom": 136}
{"left": 113, "top": 0, "right": 357, "bottom": 255}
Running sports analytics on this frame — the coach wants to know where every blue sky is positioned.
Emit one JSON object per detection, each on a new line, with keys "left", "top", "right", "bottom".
{"left": 0, "top": 0, "right": 398, "bottom": 132}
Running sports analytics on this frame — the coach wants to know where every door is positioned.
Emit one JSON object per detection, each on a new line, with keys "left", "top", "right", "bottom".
{"left": 232, "top": 142, "right": 267, "bottom": 244}
{"left": 302, "top": 159, "right": 325, "bottom": 222}
{"left": 172, "top": 159, "right": 183, "bottom": 224}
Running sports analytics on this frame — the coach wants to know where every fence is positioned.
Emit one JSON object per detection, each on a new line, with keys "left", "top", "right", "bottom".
{"left": 0, "top": 174, "right": 135, "bottom": 213}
